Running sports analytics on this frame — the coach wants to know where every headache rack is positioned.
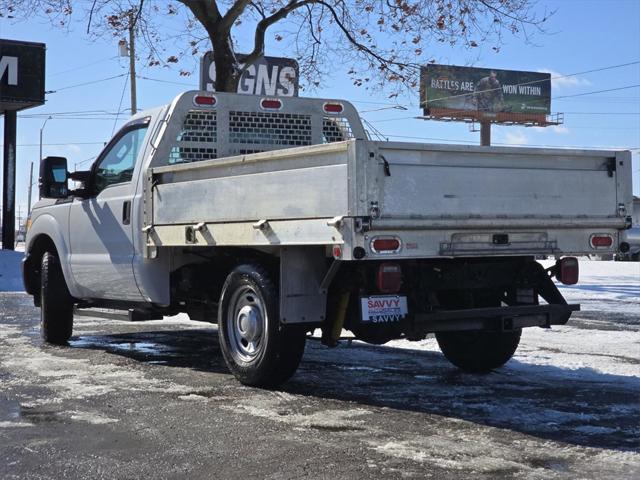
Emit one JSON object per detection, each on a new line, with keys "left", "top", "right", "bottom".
{"left": 151, "top": 92, "right": 366, "bottom": 168}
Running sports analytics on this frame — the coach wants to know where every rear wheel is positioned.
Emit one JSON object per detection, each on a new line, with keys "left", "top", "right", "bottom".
{"left": 40, "top": 251, "right": 74, "bottom": 345}
{"left": 435, "top": 329, "right": 521, "bottom": 373}
{"left": 218, "top": 264, "right": 306, "bottom": 387}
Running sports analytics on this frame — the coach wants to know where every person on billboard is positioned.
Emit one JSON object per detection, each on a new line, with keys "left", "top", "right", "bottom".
{"left": 474, "top": 71, "right": 505, "bottom": 112}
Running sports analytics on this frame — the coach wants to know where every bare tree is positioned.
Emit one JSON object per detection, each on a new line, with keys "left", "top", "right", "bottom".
{"left": 0, "top": 0, "right": 550, "bottom": 93}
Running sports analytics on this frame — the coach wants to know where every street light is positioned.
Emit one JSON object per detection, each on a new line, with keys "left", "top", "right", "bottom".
{"left": 29, "top": 115, "right": 53, "bottom": 214}
{"left": 39, "top": 115, "right": 53, "bottom": 166}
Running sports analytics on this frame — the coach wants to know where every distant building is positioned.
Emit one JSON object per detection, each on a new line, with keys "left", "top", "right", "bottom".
{"left": 634, "top": 196, "right": 640, "bottom": 226}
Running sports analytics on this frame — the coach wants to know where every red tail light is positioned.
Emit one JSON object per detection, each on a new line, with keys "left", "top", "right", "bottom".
{"left": 323, "top": 102, "right": 344, "bottom": 114}
{"left": 193, "top": 94, "right": 216, "bottom": 106}
{"left": 260, "top": 98, "right": 282, "bottom": 110}
{"left": 590, "top": 234, "right": 613, "bottom": 248}
{"left": 377, "top": 263, "right": 402, "bottom": 293}
{"left": 557, "top": 257, "right": 579, "bottom": 285}
{"left": 332, "top": 245, "right": 342, "bottom": 259}
{"left": 371, "top": 237, "right": 401, "bottom": 254}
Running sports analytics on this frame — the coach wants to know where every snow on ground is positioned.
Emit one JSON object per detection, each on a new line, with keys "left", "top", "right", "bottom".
{"left": 1, "top": 250, "right": 638, "bottom": 380}
{"left": 384, "top": 259, "right": 640, "bottom": 381}
{"left": 540, "top": 259, "right": 640, "bottom": 315}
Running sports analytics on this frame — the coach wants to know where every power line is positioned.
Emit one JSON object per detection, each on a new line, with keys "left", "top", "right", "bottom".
{"left": 20, "top": 109, "right": 125, "bottom": 116}
{"left": 18, "top": 117, "right": 118, "bottom": 121}
{"left": 354, "top": 61, "right": 640, "bottom": 110}
{"left": 368, "top": 115, "right": 420, "bottom": 123}
{"left": 46, "top": 74, "right": 128, "bottom": 94}
{"left": 383, "top": 133, "right": 640, "bottom": 150}
{"left": 0, "top": 142, "right": 107, "bottom": 147}
{"left": 562, "top": 112, "right": 640, "bottom": 115}
{"left": 421, "top": 60, "right": 640, "bottom": 106}
{"left": 367, "top": 108, "right": 640, "bottom": 123}
{"left": 74, "top": 155, "right": 98, "bottom": 168}
{"left": 49, "top": 56, "right": 119, "bottom": 77}
{"left": 555, "top": 84, "right": 640, "bottom": 99}
{"left": 19, "top": 110, "right": 126, "bottom": 118}
{"left": 112, "top": 72, "right": 130, "bottom": 135}
{"left": 137, "top": 75, "right": 195, "bottom": 87}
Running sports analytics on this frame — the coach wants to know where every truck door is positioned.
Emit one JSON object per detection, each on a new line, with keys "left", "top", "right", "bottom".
{"left": 68, "top": 118, "right": 150, "bottom": 301}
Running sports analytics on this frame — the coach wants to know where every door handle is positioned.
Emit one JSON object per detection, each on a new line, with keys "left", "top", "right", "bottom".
{"left": 122, "top": 200, "right": 131, "bottom": 225}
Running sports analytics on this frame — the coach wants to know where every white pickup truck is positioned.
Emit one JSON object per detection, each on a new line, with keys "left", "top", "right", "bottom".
{"left": 24, "top": 91, "right": 633, "bottom": 386}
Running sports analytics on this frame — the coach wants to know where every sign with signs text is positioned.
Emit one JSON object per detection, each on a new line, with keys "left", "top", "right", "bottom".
{"left": 200, "top": 52, "right": 299, "bottom": 97}
{"left": 0, "top": 39, "right": 45, "bottom": 114}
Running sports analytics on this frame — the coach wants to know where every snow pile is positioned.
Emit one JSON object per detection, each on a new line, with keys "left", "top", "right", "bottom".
{"left": 0, "top": 250, "right": 24, "bottom": 292}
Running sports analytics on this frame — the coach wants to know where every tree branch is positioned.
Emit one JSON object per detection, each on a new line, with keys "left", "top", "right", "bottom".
{"left": 313, "top": 0, "right": 415, "bottom": 74}
{"left": 478, "top": 0, "right": 539, "bottom": 26}
{"left": 179, "top": 0, "right": 222, "bottom": 38}
{"left": 242, "top": 0, "right": 314, "bottom": 71}
{"left": 131, "top": 0, "right": 145, "bottom": 29}
{"left": 249, "top": 1, "right": 266, "bottom": 19}
{"left": 305, "top": 4, "right": 321, "bottom": 46}
{"left": 86, "top": 0, "right": 98, "bottom": 33}
{"left": 220, "top": 0, "right": 251, "bottom": 32}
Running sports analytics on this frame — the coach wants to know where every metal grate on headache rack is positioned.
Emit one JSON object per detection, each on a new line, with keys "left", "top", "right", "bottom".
{"left": 228, "top": 111, "right": 313, "bottom": 148}
{"left": 169, "top": 146, "right": 217, "bottom": 163}
{"left": 167, "top": 108, "right": 356, "bottom": 162}
{"left": 322, "top": 117, "right": 353, "bottom": 143}
{"left": 169, "top": 110, "right": 218, "bottom": 164}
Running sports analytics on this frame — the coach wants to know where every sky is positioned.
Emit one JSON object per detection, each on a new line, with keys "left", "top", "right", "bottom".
{"left": 0, "top": 0, "right": 639, "bottom": 223}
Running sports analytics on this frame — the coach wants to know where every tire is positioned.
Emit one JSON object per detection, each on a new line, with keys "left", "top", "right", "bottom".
{"left": 218, "top": 264, "right": 306, "bottom": 387}
{"left": 40, "top": 251, "right": 74, "bottom": 345}
{"left": 435, "top": 329, "right": 521, "bottom": 373}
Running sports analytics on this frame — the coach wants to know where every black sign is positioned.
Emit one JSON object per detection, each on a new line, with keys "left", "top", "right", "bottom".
{"left": 0, "top": 39, "right": 46, "bottom": 114}
{"left": 200, "top": 52, "right": 299, "bottom": 97}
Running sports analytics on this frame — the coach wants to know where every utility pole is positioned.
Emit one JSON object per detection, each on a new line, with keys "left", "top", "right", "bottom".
{"left": 16, "top": 204, "right": 22, "bottom": 246}
{"left": 128, "top": 10, "right": 137, "bottom": 115}
{"left": 27, "top": 162, "right": 33, "bottom": 214}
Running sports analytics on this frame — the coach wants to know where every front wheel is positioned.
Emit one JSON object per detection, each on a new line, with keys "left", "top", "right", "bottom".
{"left": 40, "top": 251, "right": 74, "bottom": 344}
{"left": 218, "top": 264, "right": 306, "bottom": 387}
{"left": 435, "top": 329, "right": 521, "bottom": 373}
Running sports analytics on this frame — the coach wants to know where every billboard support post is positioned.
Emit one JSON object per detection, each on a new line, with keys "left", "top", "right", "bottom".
{"left": 2, "top": 110, "right": 17, "bottom": 249}
{"left": 480, "top": 121, "right": 491, "bottom": 146}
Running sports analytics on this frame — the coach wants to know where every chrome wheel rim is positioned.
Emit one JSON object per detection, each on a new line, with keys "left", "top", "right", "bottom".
{"left": 227, "top": 285, "right": 266, "bottom": 363}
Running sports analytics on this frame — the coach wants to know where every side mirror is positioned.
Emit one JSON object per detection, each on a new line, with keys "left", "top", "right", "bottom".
{"left": 39, "top": 156, "right": 69, "bottom": 199}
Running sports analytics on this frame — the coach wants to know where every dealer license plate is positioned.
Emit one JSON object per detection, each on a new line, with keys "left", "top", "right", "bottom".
{"left": 360, "top": 295, "right": 408, "bottom": 323}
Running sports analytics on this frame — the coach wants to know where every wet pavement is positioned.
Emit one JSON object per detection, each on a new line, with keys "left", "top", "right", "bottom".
{"left": 0, "top": 291, "right": 639, "bottom": 479}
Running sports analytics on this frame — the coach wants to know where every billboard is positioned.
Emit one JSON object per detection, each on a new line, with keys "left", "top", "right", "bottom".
{"left": 200, "top": 52, "right": 299, "bottom": 97}
{"left": 0, "top": 39, "right": 45, "bottom": 114}
{"left": 420, "top": 64, "right": 551, "bottom": 121}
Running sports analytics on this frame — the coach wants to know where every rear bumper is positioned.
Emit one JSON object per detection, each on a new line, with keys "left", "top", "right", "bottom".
{"left": 413, "top": 304, "right": 580, "bottom": 333}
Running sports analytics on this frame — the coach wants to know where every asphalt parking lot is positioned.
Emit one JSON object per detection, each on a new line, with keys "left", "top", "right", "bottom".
{"left": 1, "top": 290, "right": 639, "bottom": 479}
